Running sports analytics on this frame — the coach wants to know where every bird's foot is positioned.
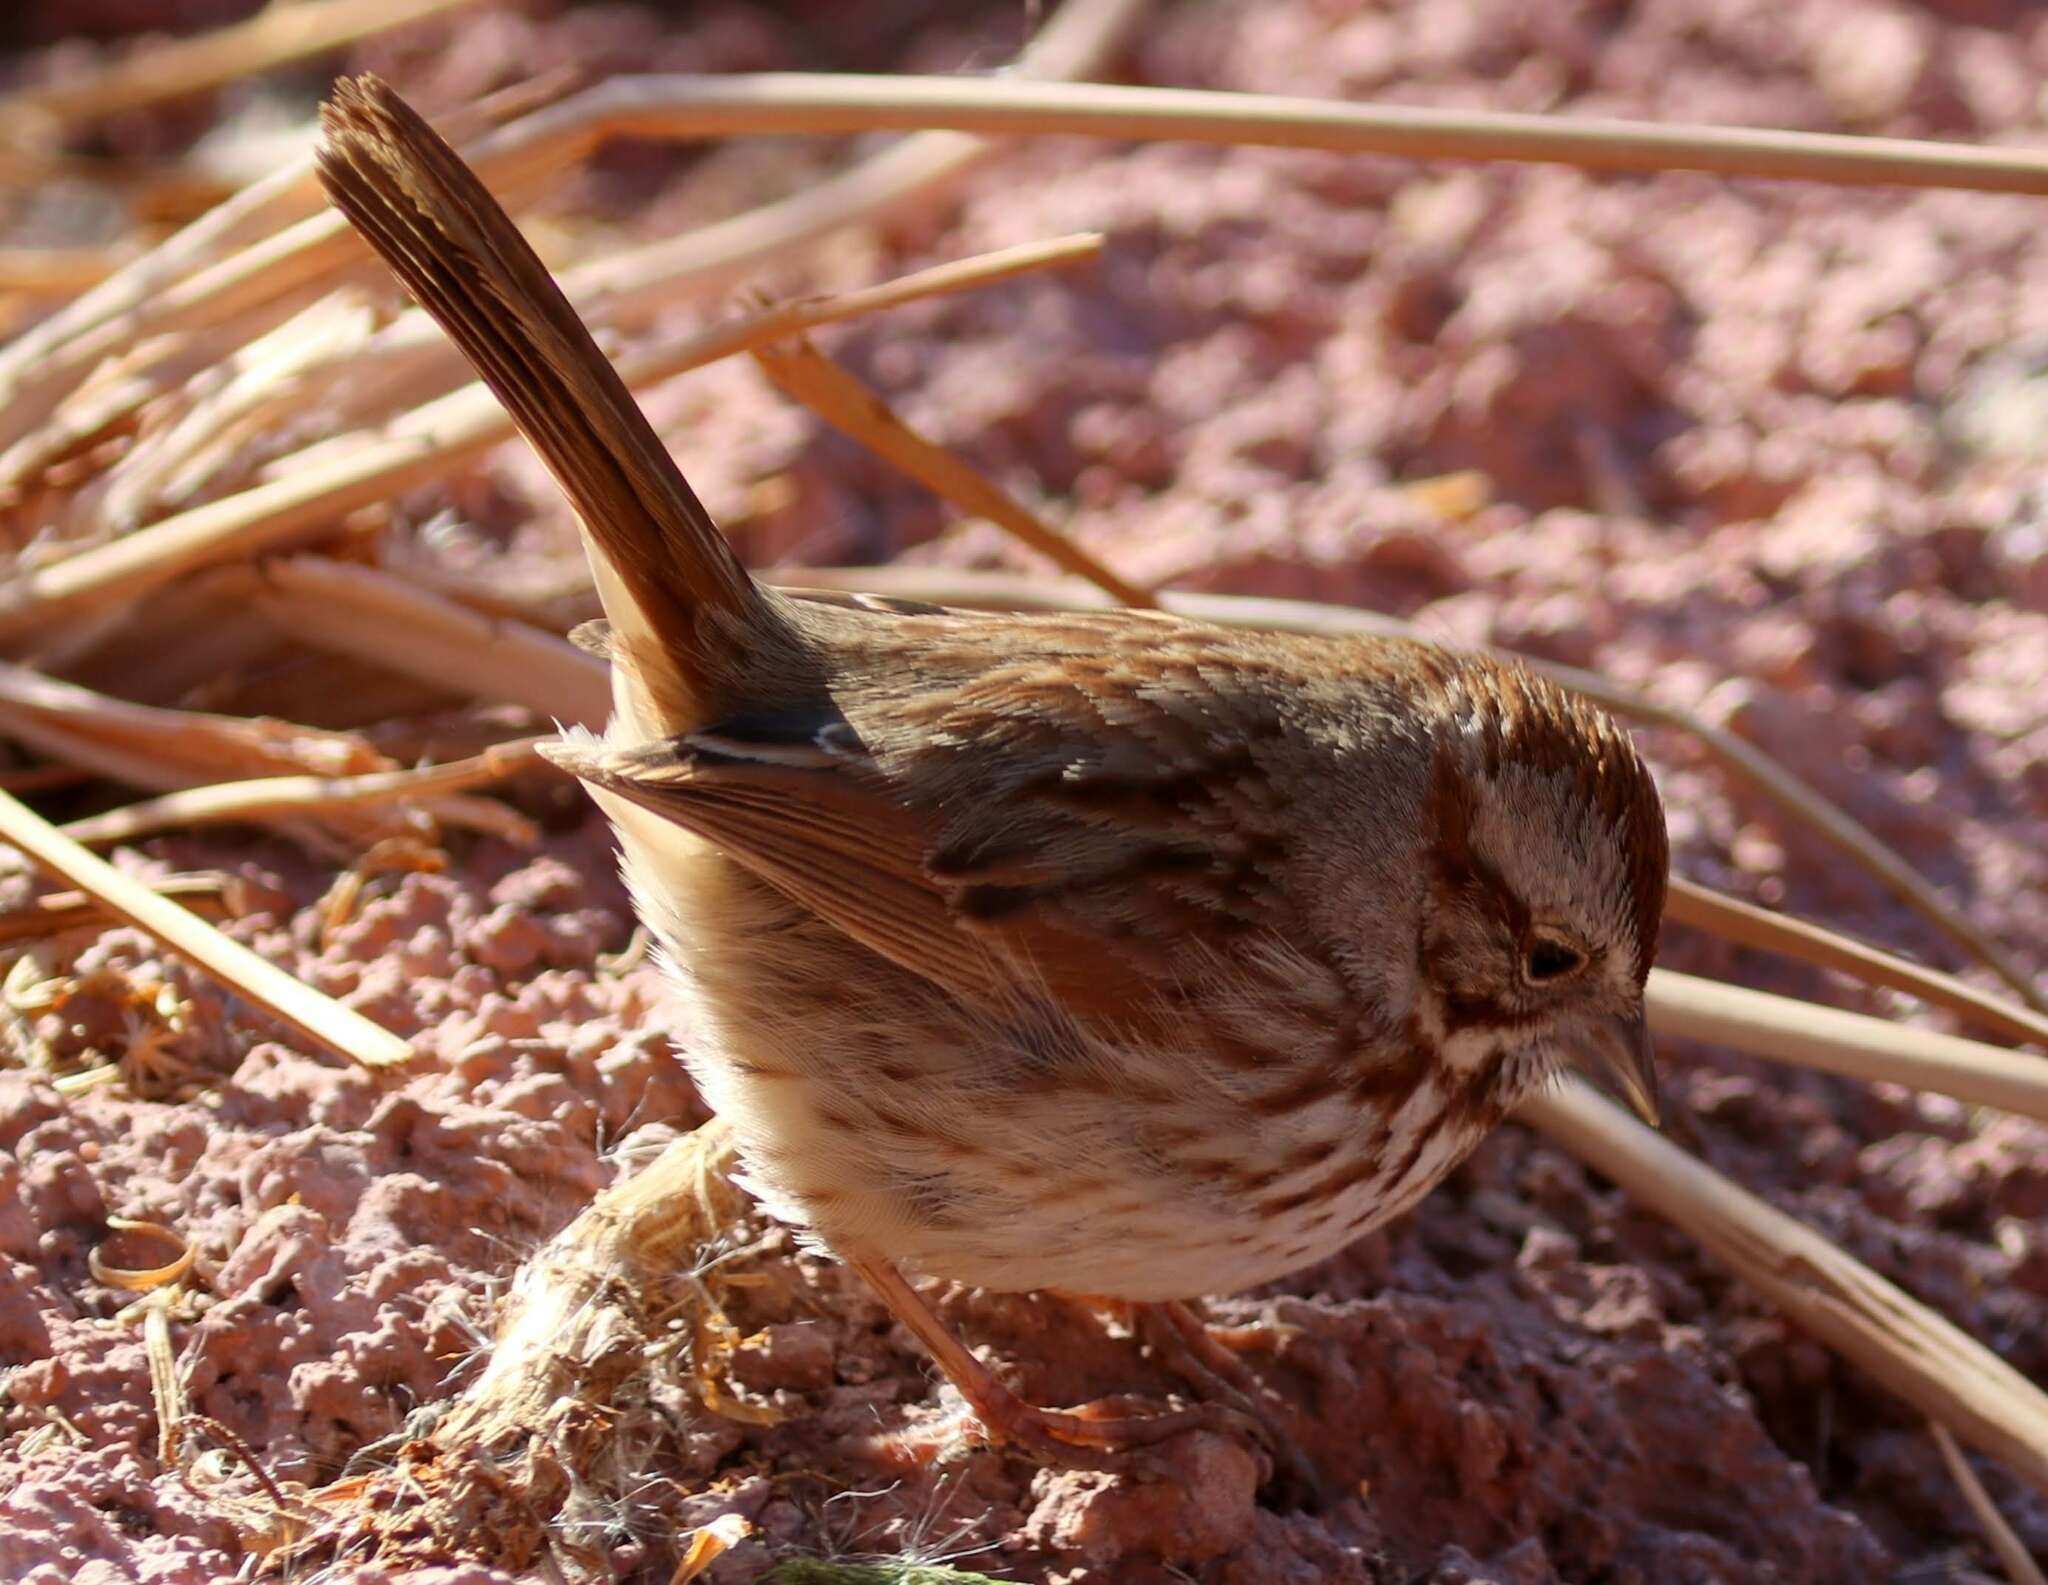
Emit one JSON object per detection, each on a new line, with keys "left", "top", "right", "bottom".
{"left": 973, "top": 1388, "right": 1275, "bottom": 1477}
{"left": 850, "top": 1259, "right": 1278, "bottom": 1483}
{"left": 1129, "top": 1299, "right": 1325, "bottom": 1504}
{"left": 868, "top": 1388, "right": 1275, "bottom": 1482}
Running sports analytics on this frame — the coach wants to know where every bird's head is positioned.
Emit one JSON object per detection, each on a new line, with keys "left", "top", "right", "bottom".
{"left": 1410, "top": 661, "right": 1669, "bottom": 1126}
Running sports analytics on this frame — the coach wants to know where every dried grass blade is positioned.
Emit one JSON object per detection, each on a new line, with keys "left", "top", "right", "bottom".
{"left": 254, "top": 558, "right": 607, "bottom": 728}
{"left": 547, "top": 74, "right": 2048, "bottom": 197}
{"left": 254, "top": 233, "right": 1103, "bottom": 455}
{"left": 0, "top": 87, "right": 568, "bottom": 485}
{"left": 1, "top": 0, "right": 476, "bottom": 131}
{"left": 1666, "top": 876, "right": 2048, "bottom": 1050}
{"left": 0, "top": 237, "right": 1103, "bottom": 640}
{"left": 279, "top": 0, "right": 1144, "bottom": 394}
{"left": 0, "top": 660, "right": 388, "bottom": 791}
{"left": 0, "top": 788, "right": 412, "bottom": 1067}
{"left": 1524, "top": 1080, "right": 2048, "bottom": 1498}
{"left": 94, "top": 292, "right": 381, "bottom": 536}
{"left": 143, "top": 1297, "right": 185, "bottom": 1471}
{"left": 0, "top": 248, "right": 126, "bottom": 295}
{"left": 1647, "top": 968, "right": 2048, "bottom": 1125}
{"left": 0, "top": 0, "right": 1142, "bottom": 479}
{"left": 89, "top": 1217, "right": 194, "bottom": 1292}
{"left": 0, "top": 874, "right": 230, "bottom": 944}
{"left": 781, "top": 568, "right": 2045, "bottom": 1015}
{"left": 751, "top": 330, "right": 1154, "bottom": 608}
{"left": 0, "top": 155, "right": 325, "bottom": 470}
{"left": 62, "top": 738, "right": 546, "bottom": 848}
{"left": 552, "top": 0, "right": 1149, "bottom": 325}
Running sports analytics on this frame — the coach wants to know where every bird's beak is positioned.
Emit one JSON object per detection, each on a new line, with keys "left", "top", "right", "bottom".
{"left": 1577, "top": 1008, "right": 1660, "bottom": 1129}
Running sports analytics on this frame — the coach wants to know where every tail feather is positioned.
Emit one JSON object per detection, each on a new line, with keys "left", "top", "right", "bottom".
{"left": 316, "top": 74, "right": 766, "bottom": 732}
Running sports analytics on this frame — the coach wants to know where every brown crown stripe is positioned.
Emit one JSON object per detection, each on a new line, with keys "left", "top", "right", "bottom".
{"left": 1426, "top": 662, "right": 1668, "bottom": 986}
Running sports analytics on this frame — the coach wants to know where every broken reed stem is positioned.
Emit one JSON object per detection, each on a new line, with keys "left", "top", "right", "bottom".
{"left": 0, "top": 248, "right": 126, "bottom": 295}
{"left": 273, "top": 1118, "right": 749, "bottom": 1576}
{"left": 248, "top": 50, "right": 2047, "bottom": 438}
{"left": 750, "top": 332, "right": 1155, "bottom": 608}
{"left": 0, "top": 157, "right": 327, "bottom": 464}
{"left": 459, "top": 1117, "right": 745, "bottom": 1420}
{"left": 254, "top": 557, "right": 608, "bottom": 728}
{"left": 1526, "top": 1080, "right": 2048, "bottom": 1499}
{"left": 456, "top": 0, "right": 1148, "bottom": 320}
{"left": 0, "top": 788, "right": 412, "bottom": 1067}
{"left": 1649, "top": 968, "right": 2048, "bottom": 1126}
{"left": 790, "top": 567, "right": 2045, "bottom": 1015}
{"left": 1665, "top": 876, "right": 2048, "bottom": 1050}
{"left": 0, "top": 0, "right": 475, "bottom": 132}
{"left": 59, "top": 0, "right": 2042, "bottom": 435}
{"left": 0, "top": 874, "right": 230, "bottom": 944}
{"left": 8, "top": 0, "right": 2015, "bottom": 497}
{"left": 0, "top": 658, "right": 392, "bottom": 795}
{"left": 0, "top": 236, "right": 1101, "bottom": 640}
{"left": 142, "top": 1297, "right": 185, "bottom": 1471}
{"left": 495, "top": 73, "right": 2048, "bottom": 196}
{"left": 0, "top": 0, "right": 1145, "bottom": 476}
{"left": 60, "top": 738, "right": 547, "bottom": 849}
{"left": 0, "top": 81, "right": 568, "bottom": 481}
{"left": 349, "top": 0, "right": 1151, "bottom": 359}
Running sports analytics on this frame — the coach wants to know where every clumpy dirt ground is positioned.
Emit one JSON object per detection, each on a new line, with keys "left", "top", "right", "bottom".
{"left": 2, "top": 0, "right": 2046, "bottom": 1581}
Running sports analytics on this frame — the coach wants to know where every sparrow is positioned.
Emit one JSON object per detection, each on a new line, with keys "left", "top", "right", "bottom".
{"left": 316, "top": 74, "right": 1667, "bottom": 1482}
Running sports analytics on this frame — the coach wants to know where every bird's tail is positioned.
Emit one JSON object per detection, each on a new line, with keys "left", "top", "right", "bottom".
{"left": 316, "top": 73, "right": 773, "bottom": 735}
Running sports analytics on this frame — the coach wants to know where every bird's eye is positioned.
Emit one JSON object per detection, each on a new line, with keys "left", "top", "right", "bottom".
{"left": 1523, "top": 938, "right": 1584, "bottom": 984}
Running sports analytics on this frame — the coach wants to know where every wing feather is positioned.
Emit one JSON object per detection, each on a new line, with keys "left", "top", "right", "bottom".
{"left": 545, "top": 608, "right": 1352, "bottom": 1027}
{"left": 540, "top": 736, "right": 1156, "bottom": 1019}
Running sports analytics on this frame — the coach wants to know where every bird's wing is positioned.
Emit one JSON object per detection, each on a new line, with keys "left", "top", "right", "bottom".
{"left": 549, "top": 602, "right": 1362, "bottom": 1031}
{"left": 541, "top": 642, "right": 1311, "bottom": 1027}
{"left": 544, "top": 730, "right": 1174, "bottom": 1020}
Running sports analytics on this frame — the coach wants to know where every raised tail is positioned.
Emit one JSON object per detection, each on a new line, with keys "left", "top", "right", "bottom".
{"left": 316, "top": 74, "right": 772, "bottom": 735}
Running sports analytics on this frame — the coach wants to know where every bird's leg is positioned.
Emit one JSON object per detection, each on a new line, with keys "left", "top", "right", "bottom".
{"left": 851, "top": 1259, "right": 1272, "bottom": 1478}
